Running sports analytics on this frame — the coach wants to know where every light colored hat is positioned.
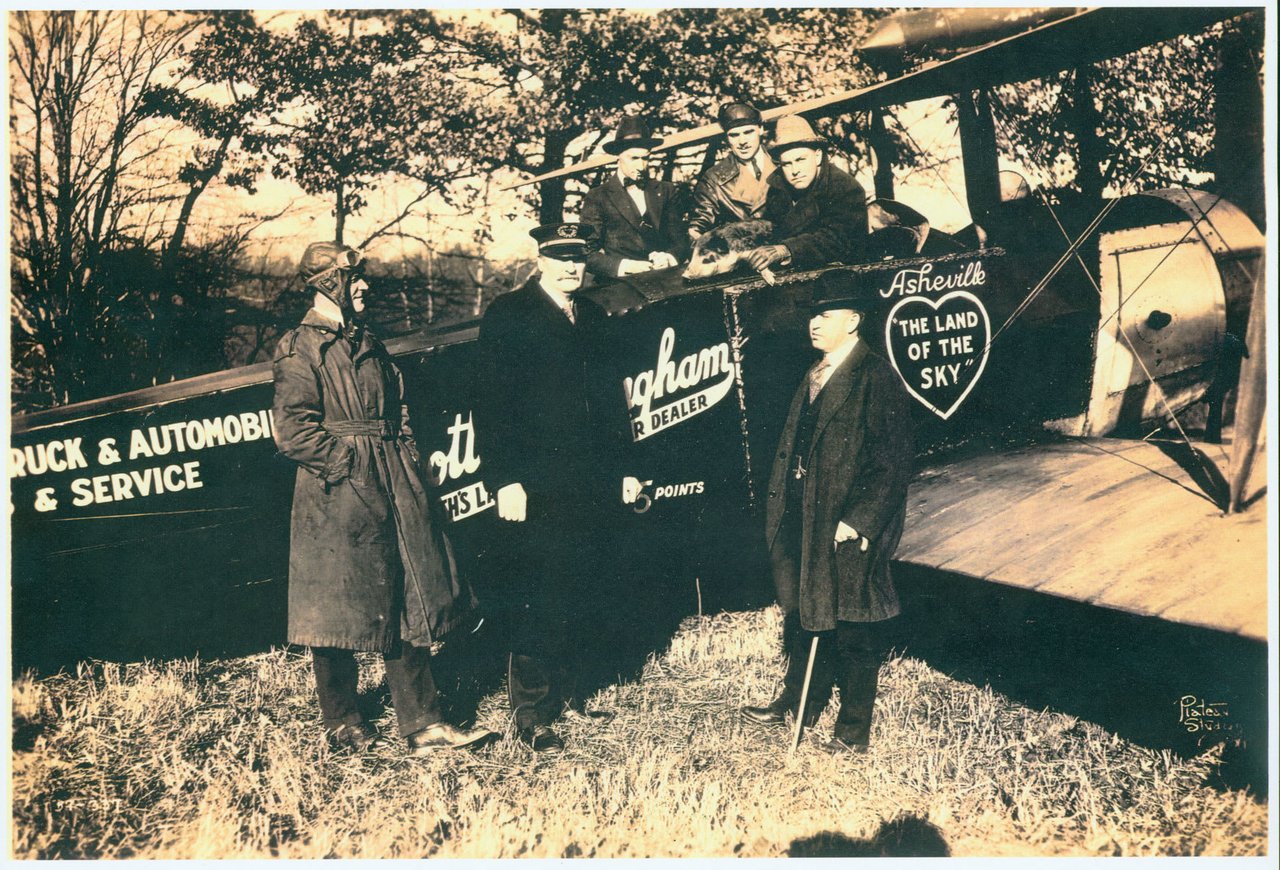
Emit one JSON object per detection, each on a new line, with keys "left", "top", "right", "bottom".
{"left": 767, "top": 115, "right": 827, "bottom": 158}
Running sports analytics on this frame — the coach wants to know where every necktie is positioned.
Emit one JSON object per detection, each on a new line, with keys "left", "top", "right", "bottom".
{"left": 808, "top": 359, "right": 829, "bottom": 404}
{"left": 625, "top": 180, "right": 647, "bottom": 216}
{"left": 750, "top": 159, "right": 761, "bottom": 180}
{"left": 562, "top": 300, "right": 576, "bottom": 326}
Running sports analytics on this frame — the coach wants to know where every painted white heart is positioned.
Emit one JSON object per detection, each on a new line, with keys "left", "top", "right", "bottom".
{"left": 884, "top": 290, "right": 991, "bottom": 420}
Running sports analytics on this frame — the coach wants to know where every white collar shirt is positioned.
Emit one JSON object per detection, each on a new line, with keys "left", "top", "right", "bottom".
{"left": 617, "top": 169, "right": 647, "bottom": 215}
{"left": 540, "top": 284, "right": 577, "bottom": 323}
{"left": 813, "top": 335, "right": 859, "bottom": 395}
{"left": 740, "top": 150, "right": 769, "bottom": 180}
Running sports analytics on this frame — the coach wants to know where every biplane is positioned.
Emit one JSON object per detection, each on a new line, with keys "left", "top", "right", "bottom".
{"left": 9, "top": 6, "right": 1268, "bottom": 673}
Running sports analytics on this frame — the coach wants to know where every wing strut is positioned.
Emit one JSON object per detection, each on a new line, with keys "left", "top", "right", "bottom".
{"left": 1227, "top": 264, "right": 1266, "bottom": 513}
{"left": 983, "top": 93, "right": 1253, "bottom": 512}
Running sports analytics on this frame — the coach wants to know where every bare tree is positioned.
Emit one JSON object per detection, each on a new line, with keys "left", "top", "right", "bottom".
{"left": 9, "top": 10, "right": 205, "bottom": 405}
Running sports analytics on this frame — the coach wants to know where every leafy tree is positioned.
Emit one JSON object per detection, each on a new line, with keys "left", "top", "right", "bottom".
{"left": 179, "top": 11, "right": 495, "bottom": 246}
{"left": 421, "top": 9, "right": 892, "bottom": 223}
{"left": 987, "top": 14, "right": 1262, "bottom": 202}
{"left": 139, "top": 11, "right": 275, "bottom": 280}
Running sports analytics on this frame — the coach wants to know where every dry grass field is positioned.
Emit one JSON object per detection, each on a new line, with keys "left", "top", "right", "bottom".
{"left": 9, "top": 606, "right": 1268, "bottom": 858}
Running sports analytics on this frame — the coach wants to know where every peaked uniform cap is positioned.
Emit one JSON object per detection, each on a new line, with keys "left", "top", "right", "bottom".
{"left": 604, "top": 115, "right": 664, "bottom": 155}
{"left": 768, "top": 114, "right": 828, "bottom": 158}
{"left": 530, "top": 222, "right": 597, "bottom": 259}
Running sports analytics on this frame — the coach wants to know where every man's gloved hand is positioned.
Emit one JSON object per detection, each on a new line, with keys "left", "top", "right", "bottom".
{"left": 744, "top": 244, "right": 790, "bottom": 272}
{"left": 621, "top": 476, "right": 643, "bottom": 505}
{"left": 834, "top": 520, "right": 869, "bottom": 552}
{"left": 648, "top": 251, "right": 679, "bottom": 270}
{"left": 618, "top": 258, "right": 654, "bottom": 276}
{"left": 497, "top": 482, "right": 528, "bottom": 522}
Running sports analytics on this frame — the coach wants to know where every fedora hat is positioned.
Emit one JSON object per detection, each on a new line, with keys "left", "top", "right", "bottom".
{"left": 604, "top": 115, "right": 664, "bottom": 155}
{"left": 809, "top": 269, "right": 880, "bottom": 315}
{"left": 767, "top": 114, "right": 827, "bottom": 158}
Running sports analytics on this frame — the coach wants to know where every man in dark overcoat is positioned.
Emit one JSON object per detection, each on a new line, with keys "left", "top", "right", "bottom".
{"left": 745, "top": 115, "right": 869, "bottom": 273}
{"left": 273, "top": 242, "right": 493, "bottom": 755}
{"left": 688, "top": 101, "right": 775, "bottom": 239}
{"left": 477, "top": 222, "right": 624, "bottom": 752}
{"left": 579, "top": 115, "right": 689, "bottom": 281}
{"left": 741, "top": 269, "right": 914, "bottom": 753}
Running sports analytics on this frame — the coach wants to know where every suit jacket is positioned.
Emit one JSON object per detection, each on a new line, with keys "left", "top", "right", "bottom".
{"left": 579, "top": 175, "right": 689, "bottom": 280}
{"left": 764, "top": 340, "right": 914, "bottom": 630}
{"left": 762, "top": 161, "right": 869, "bottom": 269}
{"left": 688, "top": 152, "right": 774, "bottom": 235}
{"left": 476, "top": 275, "right": 617, "bottom": 519}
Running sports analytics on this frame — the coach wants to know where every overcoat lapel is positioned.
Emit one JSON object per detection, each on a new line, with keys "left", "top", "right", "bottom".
{"left": 524, "top": 278, "right": 576, "bottom": 337}
{"left": 811, "top": 340, "right": 868, "bottom": 446}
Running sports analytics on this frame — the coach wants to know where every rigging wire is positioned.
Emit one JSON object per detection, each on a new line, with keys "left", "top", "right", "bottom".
{"left": 986, "top": 103, "right": 1232, "bottom": 481}
{"left": 894, "top": 103, "right": 968, "bottom": 213}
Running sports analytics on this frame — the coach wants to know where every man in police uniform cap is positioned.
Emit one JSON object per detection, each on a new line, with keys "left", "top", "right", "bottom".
{"left": 688, "top": 101, "right": 776, "bottom": 239}
{"left": 273, "top": 241, "right": 494, "bottom": 755}
{"left": 741, "top": 268, "right": 914, "bottom": 753}
{"left": 745, "top": 115, "right": 869, "bottom": 273}
{"left": 477, "top": 222, "right": 625, "bottom": 751}
{"left": 580, "top": 115, "right": 689, "bottom": 280}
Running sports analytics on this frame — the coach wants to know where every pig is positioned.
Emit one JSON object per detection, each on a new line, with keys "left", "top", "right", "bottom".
{"left": 682, "top": 219, "right": 774, "bottom": 280}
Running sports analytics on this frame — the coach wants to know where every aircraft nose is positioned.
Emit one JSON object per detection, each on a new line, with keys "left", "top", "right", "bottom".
{"left": 860, "top": 19, "right": 906, "bottom": 56}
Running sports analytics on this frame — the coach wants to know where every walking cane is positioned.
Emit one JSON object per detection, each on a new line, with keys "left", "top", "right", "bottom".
{"left": 790, "top": 635, "right": 820, "bottom": 754}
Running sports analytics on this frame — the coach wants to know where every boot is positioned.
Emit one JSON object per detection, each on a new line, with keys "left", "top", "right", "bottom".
{"left": 742, "top": 612, "right": 831, "bottom": 726}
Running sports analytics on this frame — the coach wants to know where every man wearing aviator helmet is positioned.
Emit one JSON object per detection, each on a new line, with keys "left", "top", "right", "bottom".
{"left": 272, "top": 241, "right": 494, "bottom": 756}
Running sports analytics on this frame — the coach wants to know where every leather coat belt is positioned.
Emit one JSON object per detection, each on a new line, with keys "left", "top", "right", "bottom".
{"left": 323, "top": 419, "right": 399, "bottom": 439}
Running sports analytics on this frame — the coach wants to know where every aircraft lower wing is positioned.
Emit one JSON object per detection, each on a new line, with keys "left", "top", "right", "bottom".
{"left": 898, "top": 435, "right": 1268, "bottom": 642}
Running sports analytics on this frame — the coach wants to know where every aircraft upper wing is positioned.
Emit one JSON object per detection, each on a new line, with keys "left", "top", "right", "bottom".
{"left": 503, "top": 5, "right": 1252, "bottom": 191}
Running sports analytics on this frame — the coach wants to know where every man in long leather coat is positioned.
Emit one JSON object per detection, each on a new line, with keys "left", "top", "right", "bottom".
{"left": 273, "top": 242, "right": 493, "bottom": 755}
{"left": 741, "top": 269, "right": 914, "bottom": 753}
{"left": 688, "top": 101, "right": 775, "bottom": 239}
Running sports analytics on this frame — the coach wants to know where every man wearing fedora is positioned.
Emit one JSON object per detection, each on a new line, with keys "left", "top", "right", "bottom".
{"left": 741, "top": 269, "right": 914, "bottom": 754}
{"left": 580, "top": 115, "right": 689, "bottom": 280}
{"left": 688, "top": 101, "right": 776, "bottom": 239}
{"left": 477, "top": 222, "right": 623, "bottom": 752}
{"left": 745, "top": 115, "right": 869, "bottom": 274}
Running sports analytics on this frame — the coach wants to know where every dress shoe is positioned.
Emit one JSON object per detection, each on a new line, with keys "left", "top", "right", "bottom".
{"left": 518, "top": 724, "right": 565, "bottom": 753}
{"left": 329, "top": 721, "right": 382, "bottom": 752}
{"left": 818, "top": 737, "right": 868, "bottom": 755}
{"left": 740, "top": 697, "right": 793, "bottom": 726}
{"left": 406, "top": 722, "right": 497, "bottom": 755}
{"left": 562, "top": 704, "right": 617, "bottom": 725}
